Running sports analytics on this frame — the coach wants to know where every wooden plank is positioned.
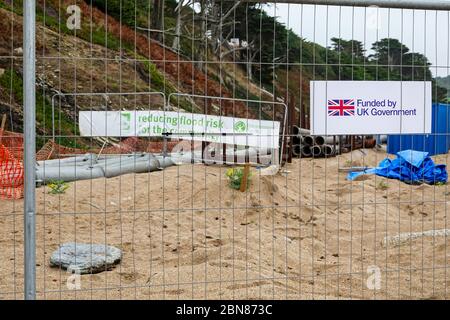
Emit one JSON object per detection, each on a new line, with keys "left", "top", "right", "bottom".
{"left": 240, "top": 163, "right": 251, "bottom": 192}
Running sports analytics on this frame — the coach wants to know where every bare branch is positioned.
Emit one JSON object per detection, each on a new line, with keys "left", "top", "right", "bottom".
{"left": 137, "top": 26, "right": 205, "bottom": 41}
{"left": 220, "top": 46, "right": 249, "bottom": 59}
{"left": 136, "top": 27, "right": 175, "bottom": 34}
{"left": 221, "top": 0, "right": 243, "bottom": 22}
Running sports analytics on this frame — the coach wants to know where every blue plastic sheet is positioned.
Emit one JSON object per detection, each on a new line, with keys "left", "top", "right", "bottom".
{"left": 347, "top": 150, "right": 448, "bottom": 185}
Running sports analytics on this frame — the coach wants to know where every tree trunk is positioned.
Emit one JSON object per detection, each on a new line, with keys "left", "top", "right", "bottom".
{"left": 246, "top": 50, "right": 259, "bottom": 81}
{"left": 247, "top": 57, "right": 252, "bottom": 81}
{"left": 171, "top": 1, "right": 182, "bottom": 51}
{"left": 195, "top": 0, "right": 207, "bottom": 72}
{"left": 151, "top": 0, "right": 165, "bottom": 42}
{"left": 210, "top": 1, "right": 221, "bottom": 53}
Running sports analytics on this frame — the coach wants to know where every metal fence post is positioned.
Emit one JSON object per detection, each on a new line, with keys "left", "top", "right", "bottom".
{"left": 23, "top": 0, "right": 36, "bottom": 300}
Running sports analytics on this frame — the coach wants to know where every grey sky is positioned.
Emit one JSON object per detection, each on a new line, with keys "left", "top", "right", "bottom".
{"left": 263, "top": 3, "right": 450, "bottom": 77}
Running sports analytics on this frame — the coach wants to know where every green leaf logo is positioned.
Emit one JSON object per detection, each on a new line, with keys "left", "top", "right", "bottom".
{"left": 121, "top": 112, "right": 131, "bottom": 132}
{"left": 234, "top": 120, "right": 247, "bottom": 133}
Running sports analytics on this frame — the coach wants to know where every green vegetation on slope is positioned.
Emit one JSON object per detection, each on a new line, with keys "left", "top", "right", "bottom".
{"left": 0, "top": 68, "right": 80, "bottom": 148}
{"left": 0, "top": 0, "right": 131, "bottom": 51}
{"left": 90, "top": 0, "right": 151, "bottom": 28}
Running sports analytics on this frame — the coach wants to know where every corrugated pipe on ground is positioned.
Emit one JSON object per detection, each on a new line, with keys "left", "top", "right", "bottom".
{"left": 36, "top": 153, "right": 175, "bottom": 184}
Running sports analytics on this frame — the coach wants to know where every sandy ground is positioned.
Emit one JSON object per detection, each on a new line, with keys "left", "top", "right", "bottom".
{"left": 1, "top": 148, "right": 450, "bottom": 300}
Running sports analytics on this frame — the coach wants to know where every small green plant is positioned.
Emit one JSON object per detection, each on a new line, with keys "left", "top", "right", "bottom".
{"left": 48, "top": 180, "right": 69, "bottom": 194}
{"left": 436, "top": 181, "right": 447, "bottom": 186}
{"left": 226, "top": 167, "right": 251, "bottom": 191}
{"left": 377, "top": 181, "right": 389, "bottom": 191}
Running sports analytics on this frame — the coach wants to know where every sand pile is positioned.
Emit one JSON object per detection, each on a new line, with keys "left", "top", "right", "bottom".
{"left": 0, "top": 148, "right": 449, "bottom": 299}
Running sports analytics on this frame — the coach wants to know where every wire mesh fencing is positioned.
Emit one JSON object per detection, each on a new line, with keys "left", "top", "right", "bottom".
{"left": 0, "top": 0, "right": 450, "bottom": 300}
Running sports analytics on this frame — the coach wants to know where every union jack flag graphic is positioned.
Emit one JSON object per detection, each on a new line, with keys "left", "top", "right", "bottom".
{"left": 327, "top": 99, "right": 355, "bottom": 116}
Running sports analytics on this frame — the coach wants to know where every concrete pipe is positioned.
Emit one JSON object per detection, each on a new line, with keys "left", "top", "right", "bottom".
{"left": 324, "top": 136, "right": 339, "bottom": 145}
{"left": 293, "top": 144, "right": 302, "bottom": 157}
{"left": 293, "top": 136, "right": 302, "bottom": 145}
{"left": 311, "top": 145, "right": 323, "bottom": 157}
{"left": 301, "top": 145, "right": 312, "bottom": 158}
{"left": 314, "top": 136, "right": 325, "bottom": 146}
{"left": 292, "top": 126, "right": 310, "bottom": 136}
{"left": 303, "top": 136, "right": 314, "bottom": 146}
{"left": 314, "top": 136, "right": 341, "bottom": 146}
{"left": 322, "top": 144, "right": 335, "bottom": 157}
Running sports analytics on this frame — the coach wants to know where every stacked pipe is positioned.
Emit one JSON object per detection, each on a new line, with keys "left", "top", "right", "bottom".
{"left": 292, "top": 125, "right": 337, "bottom": 158}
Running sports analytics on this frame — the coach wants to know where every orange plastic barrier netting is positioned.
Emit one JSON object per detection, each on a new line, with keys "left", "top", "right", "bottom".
{"left": 0, "top": 130, "right": 24, "bottom": 160}
{"left": 0, "top": 144, "right": 24, "bottom": 199}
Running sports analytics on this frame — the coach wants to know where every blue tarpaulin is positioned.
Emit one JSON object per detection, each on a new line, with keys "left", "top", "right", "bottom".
{"left": 347, "top": 150, "right": 448, "bottom": 185}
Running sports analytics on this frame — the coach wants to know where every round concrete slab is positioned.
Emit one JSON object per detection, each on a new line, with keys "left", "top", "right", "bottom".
{"left": 50, "top": 242, "right": 122, "bottom": 274}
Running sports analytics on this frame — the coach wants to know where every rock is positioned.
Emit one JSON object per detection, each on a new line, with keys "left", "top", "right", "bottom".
{"left": 50, "top": 242, "right": 122, "bottom": 274}
{"left": 382, "top": 229, "right": 450, "bottom": 247}
{"left": 13, "top": 47, "right": 23, "bottom": 55}
{"left": 299, "top": 207, "right": 313, "bottom": 223}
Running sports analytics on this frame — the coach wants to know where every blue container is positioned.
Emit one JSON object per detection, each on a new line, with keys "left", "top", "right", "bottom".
{"left": 387, "top": 104, "right": 450, "bottom": 156}
{"left": 435, "top": 104, "right": 450, "bottom": 153}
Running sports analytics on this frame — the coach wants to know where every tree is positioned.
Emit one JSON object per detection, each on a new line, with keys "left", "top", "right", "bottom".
{"left": 151, "top": 0, "right": 165, "bottom": 41}
{"left": 90, "top": 0, "right": 146, "bottom": 27}
{"left": 171, "top": 0, "right": 192, "bottom": 51}
{"left": 330, "top": 37, "right": 365, "bottom": 60}
{"left": 370, "top": 38, "right": 409, "bottom": 68}
{"left": 218, "top": 3, "right": 290, "bottom": 84}
{"left": 401, "top": 52, "right": 432, "bottom": 80}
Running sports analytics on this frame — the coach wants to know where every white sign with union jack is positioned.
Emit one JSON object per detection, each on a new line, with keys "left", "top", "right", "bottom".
{"left": 311, "top": 81, "right": 432, "bottom": 135}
